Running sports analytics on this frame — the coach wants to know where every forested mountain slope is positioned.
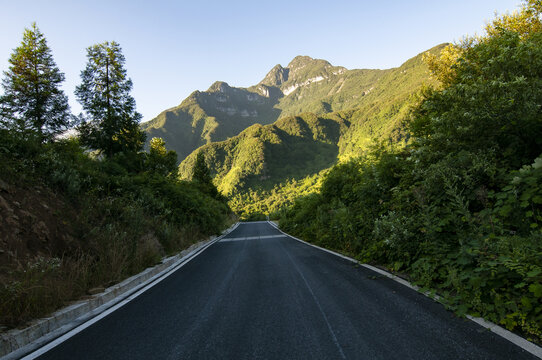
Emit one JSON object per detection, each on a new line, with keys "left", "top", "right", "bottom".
{"left": 142, "top": 44, "right": 445, "bottom": 161}
{"left": 178, "top": 113, "right": 349, "bottom": 195}
{"left": 173, "top": 45, "right": 445, "bottom": 216}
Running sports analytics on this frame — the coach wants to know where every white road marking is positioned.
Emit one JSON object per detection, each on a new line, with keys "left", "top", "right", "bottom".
{"left": 279, "top": 240, "right": 346, "bottom": 359}
{"left": 20, "top": 224, "right": 240, "bottom": 360}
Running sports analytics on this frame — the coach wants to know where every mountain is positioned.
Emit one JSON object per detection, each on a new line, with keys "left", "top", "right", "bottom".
{"left": 337, "top": 46, "right": 445, "bottom": 157}
{"left": 142, "top": 46, "right": 444, "bottom": 161}
{"left": 178, "top": 112, "right": 349, "bottom": 195}
{"left": 149, "top": 45, "right": 446, "bottom": 216}
{"left": 141, "top": 81, "right": 280, "bottom": 161}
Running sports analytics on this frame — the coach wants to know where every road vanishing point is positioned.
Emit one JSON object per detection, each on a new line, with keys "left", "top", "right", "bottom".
{"left": 26, "top": 222, "right": 538, "bottom": 359}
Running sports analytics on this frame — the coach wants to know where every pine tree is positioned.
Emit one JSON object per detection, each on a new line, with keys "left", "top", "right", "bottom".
{"left": 75, "top": 41, "right": 145, "bottom": 157}
{"left": 0, "top": 23, "right": 70, "bottom": 141}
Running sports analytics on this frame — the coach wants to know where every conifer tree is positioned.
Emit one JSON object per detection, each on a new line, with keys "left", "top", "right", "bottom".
{"left": 0, "top": 23, "right": 70, "bottom": 141}
{"left": 75, "top": 41, "right": 145, "bottom": 156}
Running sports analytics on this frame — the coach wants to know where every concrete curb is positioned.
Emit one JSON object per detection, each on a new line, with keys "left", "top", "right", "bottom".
{"left": 267, "top": 221, "right": 542, "bottom": 359}
{"left": 0, "top": 222, "right": 239, "bottom": 360}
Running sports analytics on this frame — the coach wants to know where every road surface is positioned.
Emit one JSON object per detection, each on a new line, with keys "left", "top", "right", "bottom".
{"left": 30, "top": 221, "right": 537, "bottom": 359}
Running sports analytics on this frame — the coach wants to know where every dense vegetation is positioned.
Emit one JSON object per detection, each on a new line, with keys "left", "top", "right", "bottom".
{"left": 0, "top": 25, "right": 231, "bottom": 329}
{"left": 178, "top": 113, "right": 348, "bottom": 195}
{"left": 280, "top": 1, "right": 542, "bottom": 343}
{"left": 172, "top": 48, "right": 444, "bottom": 217}
{"left": 228, "top": 172, "right": 324, "bottom": 220}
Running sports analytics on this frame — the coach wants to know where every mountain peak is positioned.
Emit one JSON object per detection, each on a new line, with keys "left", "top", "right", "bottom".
{"left": 287, "top": 55, "right": 331, "bottom": 70}
{"left": 208, "top": 81, "right": 231, "bottom": 92}
{"left": 259, "top": 64, "right": 289, "bottom": 87}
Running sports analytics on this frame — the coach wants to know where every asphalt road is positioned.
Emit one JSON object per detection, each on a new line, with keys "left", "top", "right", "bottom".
{"left": 32, "top": 222, "right": 537, "bottom": 360}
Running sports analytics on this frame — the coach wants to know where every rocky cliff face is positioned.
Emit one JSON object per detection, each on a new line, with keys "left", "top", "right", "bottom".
{"left": 257, "top": 56, "right": 346, "bottom": 98}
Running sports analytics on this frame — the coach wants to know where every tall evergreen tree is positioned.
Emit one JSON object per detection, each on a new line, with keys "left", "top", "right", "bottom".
{"left": 75, "top": 41, "right": 145, "bottom": 157}
{"left": 0, "top": 23, "right": 70, "bottom": 141}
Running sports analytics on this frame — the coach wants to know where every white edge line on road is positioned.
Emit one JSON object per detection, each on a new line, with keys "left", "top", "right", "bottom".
{"left": 279, "top": 240, "right": 346, "bottom": 359}
{"left": 19, "top": 223, "right": 240, "bottom": 360}
{"left": 266, "top": 221, "right": 542, "bottom": 359}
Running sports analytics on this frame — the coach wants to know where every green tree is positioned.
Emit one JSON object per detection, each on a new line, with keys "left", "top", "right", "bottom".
{"left": 411, "top": 0, "right": 542, "bottom": 170}
{"left": 192, "top": 151, "right": 212, "bottom": 184}
{"left": 192, "top": 151, "right": 219, "bottom": 198}
{"left": 75, "top": 41, "right": 145, "bottom": 157}
{"left": 146, "top": 137, "right": 177, "bottom": 176}
{"left": 0, "top": 23, "right": 70, "bottom": 141}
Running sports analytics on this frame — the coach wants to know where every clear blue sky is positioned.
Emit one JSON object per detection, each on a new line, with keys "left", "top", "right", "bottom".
{"left": 0, "top": 0, "right": 521, "bottom": 122}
